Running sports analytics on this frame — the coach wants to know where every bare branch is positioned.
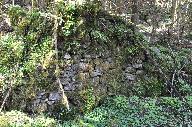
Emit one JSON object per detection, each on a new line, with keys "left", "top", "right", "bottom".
{"left": 53, "top": 0, "right": 69, "bottom": 110}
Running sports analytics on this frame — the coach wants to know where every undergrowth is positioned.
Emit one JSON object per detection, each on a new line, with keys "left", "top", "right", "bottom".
{"left": 62, "top": 95, "right": 192, "bottom": 127}
{"left": 1, "top": 95, "right": 192, "bottom": 127}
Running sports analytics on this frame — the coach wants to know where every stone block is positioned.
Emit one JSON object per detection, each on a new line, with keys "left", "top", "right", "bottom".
{"left": 64, "top": 83, "right": 75, "bottom": 91}
{"left": 132, "top": 64, "right": 142, "bottom": 69}
{"left": 107, "top": 57, "right": 113, "bottom": 63}
{"left": 64, "top": 53, "right": 71, "bottom": 59}
{"left": 136, "top": 70, "right": 144, "bottom": 75}
{"left": 125, "top": 67, "right": 136, "bottom": 73}
{"left": 125, "top": 74, "right": 136, "bottom": 81}
{"left": 91, "top": 69, "right": 102, "bottom": 77}
{"left": 79, "top": 62, "right": 87, "bottom": 71}
{"left": 48, "top": 92, "right": 61, "bottom": 101}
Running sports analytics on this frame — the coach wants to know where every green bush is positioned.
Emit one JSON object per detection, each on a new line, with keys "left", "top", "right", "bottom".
{"left": 0, "top": 110, "right": 56, "bottom": 127}
{"left": 143, "top": 44, "right": 192, "bottom": 96}
{"left": 0, "top": 33, "right": 54, "bottom": 110}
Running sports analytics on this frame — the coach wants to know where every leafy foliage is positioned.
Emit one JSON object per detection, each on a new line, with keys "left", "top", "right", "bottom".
{"left": 62, "top": 95, "right": 192, "bottom": 127}
{"left": 145, "top": 44, "right": 192, "bottom": 96}
{"left": 0, "top": 110, "right": 56, "bottom": 127}
{"left": 0, "top": 7, "right": 55, "bottom": 109}
{"left": 132, "top": 77, "right": 165, "bottom": 97}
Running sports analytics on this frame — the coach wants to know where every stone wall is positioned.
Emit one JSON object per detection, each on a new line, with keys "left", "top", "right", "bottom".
{"left": 31, "top": 50, "right": 145, "bottom": 114}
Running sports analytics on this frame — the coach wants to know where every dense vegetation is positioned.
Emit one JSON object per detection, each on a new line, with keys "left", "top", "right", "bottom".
{"left": 1, "top": 95, "right": 192, "bottom": 126}
{"left": 0, "top": 0, "right": 192, "bottom": 126}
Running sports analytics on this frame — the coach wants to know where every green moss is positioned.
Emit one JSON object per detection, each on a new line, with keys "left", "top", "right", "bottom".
{"left": 132, "top": 76, "right": 165, "bottom": 97}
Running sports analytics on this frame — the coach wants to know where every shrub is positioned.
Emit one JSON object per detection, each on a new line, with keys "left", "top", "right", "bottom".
{"left": 0, "top": 110, "right": 56, "bottom": 127}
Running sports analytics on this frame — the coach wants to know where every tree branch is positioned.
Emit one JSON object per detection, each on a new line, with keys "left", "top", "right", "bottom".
{"left": 53, "top": 0, "right": 69, "bottom": 110}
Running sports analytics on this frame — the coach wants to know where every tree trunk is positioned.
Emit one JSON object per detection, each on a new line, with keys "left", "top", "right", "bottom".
{"left": 131, "top": 0, "right": 139, "bottom": 25}
{"left": 150, "top": 0, "right": 158, "bottom": 43}
{"left": 171, "top": 0, "right": 178, "bottom": 25}
{"left": 117, "top": 0, "right": 123, "bottom": 15}
{"left": 31, "top": 0, "right": 34, "bottom": 9}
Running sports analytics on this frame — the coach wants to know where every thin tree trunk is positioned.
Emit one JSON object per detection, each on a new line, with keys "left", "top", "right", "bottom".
{"left": 177, "top": 0, "right": 183, "bottom": 43}
{"left": 117, "top": 0, "right": 123, "bottom": 15}
{"left": 104, "top": 0, "right": 107, "bottom": 10}
{"left": 31, "top": 0, "right": 34, "bottom": 9}
{"left": 0, "top": 85, "right": 12, "bottom": 112}
{"left": 0, "top": 0, "right": 2, "bottom": 38}
{"left": 131, "top": 0, "right": 139, "bottom": 25}
{"left": 0, "top": 64, "right": 18, "bottom": 113}
{"left": 171, "top": 0, "right": 178, "bottom": 25}
{"left": 150, "top": 0, "right": 157, "bottom": 43}
{"left": 53, "top": 0, "right": 69, "bottom": 110}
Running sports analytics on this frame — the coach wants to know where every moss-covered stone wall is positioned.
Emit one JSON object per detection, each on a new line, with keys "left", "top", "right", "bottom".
{"left": 0, "top": 0, "right": 167, "bottom": 118}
